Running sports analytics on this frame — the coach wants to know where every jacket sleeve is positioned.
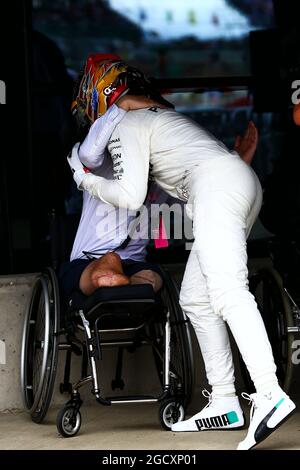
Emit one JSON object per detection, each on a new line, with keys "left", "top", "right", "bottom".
{"left": 79, "top": 104, "right": 127, "bottom": 170}
{"left": 80, "top": 116, "right": 150, "bottom": 210}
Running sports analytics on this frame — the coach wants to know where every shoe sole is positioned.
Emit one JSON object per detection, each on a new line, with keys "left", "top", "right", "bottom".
{"left": 247, "top": 406, "right": 296, "bottom": 450}
{"left": 172, "top": 425, "right": 246, "bottom": 433}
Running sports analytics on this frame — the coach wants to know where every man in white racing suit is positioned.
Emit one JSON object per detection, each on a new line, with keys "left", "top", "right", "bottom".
{"left": 68, "top": 58, "right": 296, "bottom": 450}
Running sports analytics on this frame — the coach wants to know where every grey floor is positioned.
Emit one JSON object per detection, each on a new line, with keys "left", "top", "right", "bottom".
{"left": 0, "top": 396, "right": 299, "bottom": 450}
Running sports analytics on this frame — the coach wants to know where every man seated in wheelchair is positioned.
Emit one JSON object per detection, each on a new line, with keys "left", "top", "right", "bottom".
{"left": 59, "top": 55, "right": 168, "bottom": 304}
{"left": 59, "top": 183, "right": 164, "bottom": 302}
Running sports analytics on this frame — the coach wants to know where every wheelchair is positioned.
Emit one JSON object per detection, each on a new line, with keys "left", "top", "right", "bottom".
{"left": 239, "top": 237, "right": 300, "bottom": 393}
{"left": 20, "top": 214, "right": 195, "bottom": 437}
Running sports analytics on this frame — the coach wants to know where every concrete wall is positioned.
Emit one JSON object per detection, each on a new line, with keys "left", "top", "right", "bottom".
{"left": 0, "top": 274, "right": 37, "bottom": 410}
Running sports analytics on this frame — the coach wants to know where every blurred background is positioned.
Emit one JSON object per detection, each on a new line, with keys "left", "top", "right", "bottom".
{"left": 0, "top": 0, "right": 300, "bottom": 274}
{"left": 32, "top": 0, "right": 274, "bottom": 77}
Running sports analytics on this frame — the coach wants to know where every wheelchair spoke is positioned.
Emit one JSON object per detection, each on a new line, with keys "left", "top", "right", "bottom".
{"left": 32, "top": 350, "right": 43, "bottom": 394}
{"left": 36, "top": 297, "right": 45, "bottom": 340}
{"left": 31, "top": 295, "right": 47, "bottom": 395}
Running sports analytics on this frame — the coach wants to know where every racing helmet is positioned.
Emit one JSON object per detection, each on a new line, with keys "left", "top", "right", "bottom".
{"left": 72, "top": 53, "right": 155, "bottom": 126}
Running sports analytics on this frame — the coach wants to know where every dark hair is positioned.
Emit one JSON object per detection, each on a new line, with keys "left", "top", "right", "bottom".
{"left": 125, "top": 67, "right": 174, "bottom": 109}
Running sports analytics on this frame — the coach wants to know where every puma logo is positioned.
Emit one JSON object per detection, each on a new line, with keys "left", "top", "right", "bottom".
{"left": 195, "top": 411, "right": 239, "bottom": 430}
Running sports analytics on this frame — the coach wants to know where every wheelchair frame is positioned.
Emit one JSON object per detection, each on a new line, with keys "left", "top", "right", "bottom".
{"left": 21, "top": 265, "right": 194, "bottom": 437}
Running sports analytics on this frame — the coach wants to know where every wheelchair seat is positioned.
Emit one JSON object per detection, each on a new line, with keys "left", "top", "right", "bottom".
{"left": 69, "top": 283, "right": 155, "bottom": 312}
{"left": 68, "top": 284, "right": 156, "bottom": 325}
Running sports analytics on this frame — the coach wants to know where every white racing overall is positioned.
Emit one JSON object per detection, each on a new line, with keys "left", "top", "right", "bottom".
{"left": 80, "top": 107, "right": 277, "bottom": 395}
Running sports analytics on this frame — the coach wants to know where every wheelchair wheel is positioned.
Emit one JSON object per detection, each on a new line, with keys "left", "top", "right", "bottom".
{"left": 56, "top": 405, "right": 81, "bottom": 437}
{"left": 239, "top": 267, "right": 295, "bottom": 393}
{"left": 159, "top": 398, "right": 185, "bottom": 431}
{"left": 20, "top": 267, "right": 60, "bottom": 423}
{"left": 154, "top": 270, "right": 194, "bottom": 407}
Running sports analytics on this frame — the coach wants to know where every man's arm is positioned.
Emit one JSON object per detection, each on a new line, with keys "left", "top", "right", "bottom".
{"left": 79, "top": 104, "right": 126, "bottom": 170}
{"left": 70, "top": 117, "right": 151, "bottom": 210}
{"left": 79, "top": 95, "right": 167, "bottom": 170}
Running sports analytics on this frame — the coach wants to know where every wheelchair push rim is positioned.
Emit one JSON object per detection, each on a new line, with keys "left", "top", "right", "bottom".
{"left": 20, "top": 268, "right": 60, "bottom": 422}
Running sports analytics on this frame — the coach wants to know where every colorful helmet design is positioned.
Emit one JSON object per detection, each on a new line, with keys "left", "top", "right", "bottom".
{"left": 72, "top": 53, "right": 153, "bottom": 125}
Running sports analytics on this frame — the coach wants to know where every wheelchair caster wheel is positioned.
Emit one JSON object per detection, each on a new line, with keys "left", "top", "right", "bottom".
{"left": 56, "top": 405, "right": 82, "bottom": 438}
{"left": 159, "top": 399, "right": 185, "bottom": 431}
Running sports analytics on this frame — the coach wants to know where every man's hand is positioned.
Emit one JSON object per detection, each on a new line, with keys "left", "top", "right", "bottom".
{"left": 234, "top": 121, "right": 258, "bottom": 165}
{"left": 67, "top": 142, "right": 90, "bottom": 188}
{"left": 117, "top": 94, "right": 168, "bottom": 111}
{"left": 293, "top": 103, "right": 300, "bottom": 126}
